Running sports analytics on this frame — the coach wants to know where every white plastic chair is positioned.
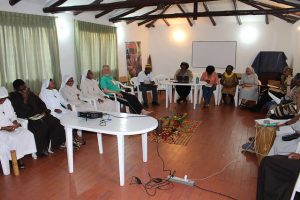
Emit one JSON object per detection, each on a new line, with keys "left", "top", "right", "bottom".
{"left": 237, "top": 80, "right": 261, "bottom": 106}
{"left": 153, "top": 74, "right": 170, "bottom": 94}
{"left": 130, "top": 77, "right": 143, "bottom": 103}
{"left": 198, "top": 81, "right": 220, "bottom": 106}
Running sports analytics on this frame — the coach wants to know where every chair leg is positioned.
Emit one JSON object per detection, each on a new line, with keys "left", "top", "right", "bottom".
{"left": 0, "top": 154, "right": 10, "bottom": 175}
{"left": 10, "top": 150, "right": 19, "bottom": 176}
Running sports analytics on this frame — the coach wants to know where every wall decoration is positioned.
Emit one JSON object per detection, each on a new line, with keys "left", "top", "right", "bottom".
{"left": 125, "top": 41, "right": 142, "bottom": 78}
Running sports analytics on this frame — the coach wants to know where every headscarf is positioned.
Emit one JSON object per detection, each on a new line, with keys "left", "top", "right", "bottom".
{"left": 60, "top": 75, "right": 72, "bottom": 92}
{"left": 41, "top": 79, "right": 50, "bottom": 92}
{"left": 0, "top": 87, "right": 8, "bottom": 98}
{"left": 245, "top": 67, "right": 255, "bottom": 75}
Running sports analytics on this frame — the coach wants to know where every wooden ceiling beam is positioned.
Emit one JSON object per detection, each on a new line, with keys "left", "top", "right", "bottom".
{"left": 95, "top": 9, "right": 113, "bottom": 18}
{"left": 193, "top": 2, "right": 198, "bottom": 20}
{"left": 109, "top": 7, "right": 142, "bottom": 22}
{"left": 270, "top": 0, "right": 300, "bottom": 7}
{"left": 239, "top": 0, "right": 298, "bottom": 23}
{"left": 49, "top": 0, "right": 67, "bottom": 8}
{"left": 9, "top": 0, "right": 21, "bottom": 6}
{"left": 146, "top": 5, "right": 171, "bottom": 28}
{"left": 130, "top": 8, "right": 159, "bottom": 25}
{"left": 232, "top": 0, "right": 242, "bottom": 25}
{"left": 116, "top": 7, "right": 300, "bottom": 21}
{"left": 43, "top": 0, "right": 218, "bottom": 13}
{"left": 203, "top": 2, "right": 216, "bottom": 26}
{"left": 74, "top": 0, "right": 102, "bottom": 16}
{"left": 177, "top": 4, "right": 193, "bottom": 27}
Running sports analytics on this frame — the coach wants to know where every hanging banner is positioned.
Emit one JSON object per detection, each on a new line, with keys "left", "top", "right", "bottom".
{"left": 125, "top": 41, "right": 142, "bottom": 78}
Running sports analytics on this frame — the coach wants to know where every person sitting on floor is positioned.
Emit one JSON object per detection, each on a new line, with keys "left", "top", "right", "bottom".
{"left": 100, "top": 65, "right": 152, "bottom": 115}
{"left": 59, "top": 75, "right": 95, "bottom": 112}
{"left": 239, "top": 67, "right": 259, "bottom": 107}
{"left": 137, "top": 64, "right": 159, "bottom": 107}
{"left": 200, "top": 65, "right": 218, "bottom": 107}
{"left": 9, "top": 79, "right": 65, "bottom": 157}
{"left": 257, "top": 153, "right": 300, "bottom": 200}
{"left": 39, "top": 78, "right": 72, "bottom": 115}
{"left": 174, "top": 62, "right": 193, "bottom": 104}
{"left": 220, "top": 65, "right": 239, "bottom": 105}
{"left": 80, "top": 69, "right": 116, "bottom": 112}
{"left": 0, "top": 86, "right": 36, "bottom": 169}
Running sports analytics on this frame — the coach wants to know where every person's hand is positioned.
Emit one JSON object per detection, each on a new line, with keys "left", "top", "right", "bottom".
{"left": 67, "top": 104, "right": 72, "bottom": 111}
{"left": 12, "top": 121, "right": 21, "bottom": 128}
{"left": 1, "top": 126, "right": 16, "bottom": 132}
{"left": 206, "top": 80, "right": 210, "bottom": 84}
{"left": 98, "top": 99, "right": 104, "bottom": 103}
{"left": 288, "top": 153, "right": 300, "bottom": 160}
{"left": 54, "top": 109, "right": 62, "bottom": 113}
{"left": 116, "top": 92, "right": 123, "bottom": 98}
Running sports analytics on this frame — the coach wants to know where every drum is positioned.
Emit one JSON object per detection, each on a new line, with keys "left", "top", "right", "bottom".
{"left": 254, "top": 123, "right": 277, "bottom": 164}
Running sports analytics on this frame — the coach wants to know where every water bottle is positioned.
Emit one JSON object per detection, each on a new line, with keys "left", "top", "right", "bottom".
{"left": 196, "top": 77, "right": 199, "bottom": 84}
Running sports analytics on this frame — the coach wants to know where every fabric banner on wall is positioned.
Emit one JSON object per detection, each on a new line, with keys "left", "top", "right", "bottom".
{"left": 125, "top": 41, "right": 142, "bottom": 78}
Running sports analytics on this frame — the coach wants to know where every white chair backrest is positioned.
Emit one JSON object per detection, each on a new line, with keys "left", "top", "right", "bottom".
{"left": 130, "top": 77, "right": 139, "bottom": 87}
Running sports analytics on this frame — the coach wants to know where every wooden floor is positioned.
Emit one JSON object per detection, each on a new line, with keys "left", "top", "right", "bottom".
{"left": 0, "top": 94, "right": 264, "bottom": 200}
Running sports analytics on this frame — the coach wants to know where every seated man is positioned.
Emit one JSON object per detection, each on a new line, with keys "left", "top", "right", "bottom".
{"left": 137, "top": 64, "right": 159, "bottom": 107}
{"left": 0, "top": 87, "right": 36, "bottom": 169}
{"left": 100, "top": 65, "right": 152, "bottom": 115}
{"left": 9, "top": 79, "right": 65, "bottom": 157}
{"left": 257, "top": 153, "right": 300, "bottom": 200}
{"left": 80, "top": 69, "right": 116, "bottom": 112}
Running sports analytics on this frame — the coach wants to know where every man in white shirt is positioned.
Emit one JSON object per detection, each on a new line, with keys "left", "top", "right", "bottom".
{"left": 137, "top": 65, "right": 159, "bottom": 107}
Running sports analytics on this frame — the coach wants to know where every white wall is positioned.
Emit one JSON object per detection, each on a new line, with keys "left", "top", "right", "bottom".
{"left": 0, "top": 0, "right": 298, "bottom": 80}
{"left": 148, "top": 18, "right": 293, "bottom": 77}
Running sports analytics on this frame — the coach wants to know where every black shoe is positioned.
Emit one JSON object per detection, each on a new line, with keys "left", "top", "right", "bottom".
{"left": 176, "top": 98, "right": 182, "bottom": 104}
{"left": 18, "top": 161, "right": 25, "bottom": 169}
{"left": 152, "top": 102, "right": 160, "bottom": 106}
{"left": 143, "top": 103, "right": 149, "bottom": 108}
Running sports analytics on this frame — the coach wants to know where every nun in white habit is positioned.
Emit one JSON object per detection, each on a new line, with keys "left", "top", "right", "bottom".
{"left": 80, "top": 70, "right": 116, "bottom": 112}
{"left": 59, "top": 75, "right": 95, "bottom": 112}
{"left": 39, "top": 79, "right": 72, "bottom": 116}
{"left": 0, "top": 87, "right": 36, "bottom": 166}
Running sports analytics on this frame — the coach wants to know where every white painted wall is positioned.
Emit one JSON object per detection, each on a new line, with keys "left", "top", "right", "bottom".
{"left": 148, "top": 18, "right": 293, "bottom": 77}
{"left": 0, "top": 0, "right": 298, "bottom": 80}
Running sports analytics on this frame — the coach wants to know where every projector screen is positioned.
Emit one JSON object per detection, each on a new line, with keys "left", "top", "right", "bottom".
{"left": 192, "top": 41, "right": 237, "bottom": 69}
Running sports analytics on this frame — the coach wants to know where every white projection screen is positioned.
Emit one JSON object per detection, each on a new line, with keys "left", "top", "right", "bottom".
{"left": 192, "top": 41, "right": 237, "bottom": 69}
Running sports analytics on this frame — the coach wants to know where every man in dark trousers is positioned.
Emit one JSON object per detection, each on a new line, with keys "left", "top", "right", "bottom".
{"left": 9, "top": 79, "right": 65, "bottom": 157}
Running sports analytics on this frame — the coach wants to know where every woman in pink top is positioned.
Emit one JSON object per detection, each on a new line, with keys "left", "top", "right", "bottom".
{"left": 200, "top": 65, "right": 219, "bottom": 107}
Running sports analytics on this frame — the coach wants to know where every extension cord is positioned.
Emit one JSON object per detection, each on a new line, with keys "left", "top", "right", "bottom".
{"left": 167, "top": 175, "right": 195, "bottom": 186}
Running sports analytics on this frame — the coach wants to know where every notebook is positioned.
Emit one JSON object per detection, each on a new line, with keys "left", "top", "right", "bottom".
{"left": 176, "top": 75, "right": 189, "bottom": 83}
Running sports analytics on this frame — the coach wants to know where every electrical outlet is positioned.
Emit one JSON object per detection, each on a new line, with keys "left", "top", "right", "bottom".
{"left": 167, "top": 175, "right": 195, "bottom": 186}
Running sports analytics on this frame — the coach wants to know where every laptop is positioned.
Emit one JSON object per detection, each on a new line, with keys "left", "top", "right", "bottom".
{"left": 176, "top": 75, "right": 189, "bottom": 83}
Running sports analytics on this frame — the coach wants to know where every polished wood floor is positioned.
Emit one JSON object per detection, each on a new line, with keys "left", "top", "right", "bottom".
{"left": 0, "top": 94, "right": 264, "bottom": 200}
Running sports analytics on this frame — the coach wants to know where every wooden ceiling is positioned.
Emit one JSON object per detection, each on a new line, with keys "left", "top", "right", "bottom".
{"left": 9, "top": 0, "right": 300, "bottom": 27}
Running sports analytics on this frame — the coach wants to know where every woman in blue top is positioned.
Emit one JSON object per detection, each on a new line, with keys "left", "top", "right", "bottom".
{"left": 100, "top": 65, "right": 152, "bottom": 115}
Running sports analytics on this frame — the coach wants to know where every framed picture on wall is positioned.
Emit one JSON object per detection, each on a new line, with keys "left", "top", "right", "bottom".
{"left": 125, "top": 41, "right": 142, "bottom": 78}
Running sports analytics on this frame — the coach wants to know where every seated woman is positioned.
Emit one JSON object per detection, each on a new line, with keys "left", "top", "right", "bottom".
{"left": 257, "top": 154, "right": 300, "bottom": 200}
{"left": 80, "top": 70, "right": 116, "bottom": 112}
{"left": 220, "top": 65, "right": 238, "bottom": 105}
{"left": 174, "top": 62, "right": 193, "bottom": 103}
{"left": 100, "top": 65, "right": 152, "bottom": 115}
{"left": 200, "top": 65, "right": 218, "bottom": 107}
{"left": 0, "top": 86, "right": 36, "bottom": 169}
{"left": 239, "top": 67, "right": 259, "bottom": 106}
{"left": 39, "top": 79, "right": 72, "bottom": 115}
{"left": 59, "top": 75, "right": 95, "bottom": 112}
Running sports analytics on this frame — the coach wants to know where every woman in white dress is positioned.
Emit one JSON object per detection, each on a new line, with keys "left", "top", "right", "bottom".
{"left": 59, "top": 75, "right": 95, "bottom": 112}
{"left": 240, "top": 67, "right": 259, "bottom": 105}
{"left": 39, "top": 79, "right": 72, "bottom": 116}
{"left": 80, "top": 70, "right": 116, "bottom": 112}
{"left": 0, "top": 87, "right": 36, "bottom": 169}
